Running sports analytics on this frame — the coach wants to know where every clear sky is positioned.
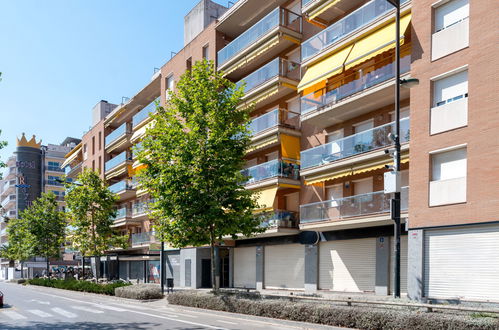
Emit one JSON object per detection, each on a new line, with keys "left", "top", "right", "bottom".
{"left": 0, "top": 0, "right": 226, "bottom": 162}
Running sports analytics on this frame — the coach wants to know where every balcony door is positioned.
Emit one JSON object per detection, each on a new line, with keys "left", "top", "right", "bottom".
{"left": 325, "top": 129, "right": 343, "bottom": 161}
{"left": 352, "top": 120, "right": 374, "bottom": 154}
{"left": 326, "top": 184, "right": 343, "bottom": 220}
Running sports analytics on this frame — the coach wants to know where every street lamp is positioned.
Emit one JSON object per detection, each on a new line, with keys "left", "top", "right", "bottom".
{"left": 384, "top": 0, "right": 418, "bottom": 298}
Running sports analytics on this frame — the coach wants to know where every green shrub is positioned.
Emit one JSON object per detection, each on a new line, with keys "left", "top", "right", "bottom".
{"left": 27, "top": 278, "right": 131, "bottom": 296}
{"left": 167, "top": 292, "right": 499, "bottom": 330}
{"left": 115, "top": 284, "right": 163, "bottom": 300}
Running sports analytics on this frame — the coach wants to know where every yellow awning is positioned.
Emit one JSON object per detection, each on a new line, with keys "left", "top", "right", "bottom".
{"left": 248, "top": 136, "right": 279, "bottom": 153}
{"left": 297, "top": 44, "right": 353, "bottom": 93}
{"left": 281, "top": 134, "right": 301, "bottom": 160}
{"left": 308, "top": 0, "right": 341, "bottom": 21}
{"left": 305, "top": 157, "right": 410, "bottom": 185}
{"left": 344, "top": 13, "right": 411, "bottom": 71}
{"left": 254, "top": 187, "right": 277, "bottom": 211}
{"left": 62, "top": 144, "right": 82, "bottom": 168}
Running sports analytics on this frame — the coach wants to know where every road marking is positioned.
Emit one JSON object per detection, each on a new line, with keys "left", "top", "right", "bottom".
{"left": 90, "top": 304, "right": 127, "bottom": 312}
{"left": 71, "top": 306, "right": 105, "bottom": 314}
{"left": 218, "top": 320, "right": 238, "bottom": 325}
{"left": 51, "top": 307, "right": 77, "bottom": 318}
{"left": 3, "top": 311, "right": 27, "bottom": 320}
{"left": 27, "top": 309, "right": 53, "bottom": 318}
{"left": 28, "top": 299, "right": 50, "bottom": 305}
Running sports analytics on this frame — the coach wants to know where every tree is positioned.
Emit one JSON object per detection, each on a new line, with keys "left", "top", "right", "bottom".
{"left": 0, "top": 129, "right": 7, "bottom": 177}
{"left": 65, "top": 169, "right": 128, "bottom": 258}
{"left": 18, "top": 192, "right": 67, "bottom": 275}
{"left": 5, "top": 216, "right": 34, "bottom": 278}
{"left": 137, "top": 59, "right": 263, "bottom": 290}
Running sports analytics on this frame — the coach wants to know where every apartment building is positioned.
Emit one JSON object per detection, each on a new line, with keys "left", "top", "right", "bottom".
{"left": 0, "top": 134, "right": 80, "bottom": 279}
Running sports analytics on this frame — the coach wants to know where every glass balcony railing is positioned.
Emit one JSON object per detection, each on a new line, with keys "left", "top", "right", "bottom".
{"left": 109, "top": 180, "right": 133, "bottom": 194}
{"left": 1, "top": 195, "right": 16, "bottom": 208}
{"left": 249, "top": 108, "right": 300, "bottom": 136}
{"left": 236, "top": 58, "right": 300, "bottom": 95}
{"left": 300, "top": 187, "right": 408, "bottom": 224}
{"left": 132, "top": 200, "right": 153, "bottom": 217}
{"left": 259, "top": 210, "right": 298, "bottom": 229}
{"left": 105, "top": 123, "right": 129, "bottom": 147}
{"left": 105, "top": 151, "right": 128, "bottom": 172}
{"left": 302, "top": 0, "right": 315, "bottom": 6}
{"left": 65, "top": 162, "right": 82, "bottom": 176}
{"left": 302, "top": 0, "right": 409, "bottom": 60}
{"left": 132, "top": 98, "right": 159, "bottom": 128}
{"left": 217, "top": 7, "right": 302, "bottom": 68}
{"left": 301, "top": 117, "right": 410, "bottom": 169}
{"left": 242, "top": 159, "right": 300, "bottom": 185}
{"left": 131, "top": 231, "right": 156, "bottom": 246}
{"left": 113, "top": 207, "right": 130, "bottom": 221}
{"left": 301, "top": 55, "right": 410, "bottom": 114}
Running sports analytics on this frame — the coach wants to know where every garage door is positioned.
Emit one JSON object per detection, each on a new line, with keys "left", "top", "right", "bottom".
{"left": 265, "top": 244, "right": 304, "bottom": 289}
{"left": 390, "top": 235, "right": 408, "bottom": 294}
{"left": 319, "top": 238, "right": 376, "bottom": 292}
{"left": 234, "top": 247, "right": 256, "bottom": 288}
{"left": 424, "top": 225, "right": 499, "bottom": 301}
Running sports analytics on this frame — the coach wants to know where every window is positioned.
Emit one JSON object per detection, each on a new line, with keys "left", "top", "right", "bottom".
{"left": 92, "top": 160, "right": 95, "bottom": 171}
{"left": 431, "top": 147, "right": 467, "bottom": 181}
{"left": 186, "top": 57, "right": 192, "bottom": 71}
{"left": 92, "top": 136, "right": 95, "bottom": 155}
{"left": 165, "top": 75, "right": 174, "bottom": 99}
{"left": 353, "top": 177, "right": 373, "bottom": 196}
{"left": 202, "top": 44, "right": 209, "bottom": 59}
{"left": 47, "top": 176, "right": 63, "bottom": 186}
{"left": 83, "top": 144, "right": 88, "bottom": 160}
{"left": 98, "top": 156, "right": 102, "bottom": 174}
{"left": 434, "top": 70, "right": 468, "bottom": 107}
{"left": 47, "top": 161, "right": 62, "bottom": 172}
{"left": 434, "top": 0, "right": 469, "bottom": 32}
{"left": 98, "top": 132, "right": 102, "bottom": 150}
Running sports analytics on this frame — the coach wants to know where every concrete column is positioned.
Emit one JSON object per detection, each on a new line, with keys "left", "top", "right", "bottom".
{"left": 375, "top": 236, "right": 390, "bottom": 295}
{"left": 407, "top": 229, "right": 425, "bottom": 301}
{"left": 255, "top": 246, "right": 264, "bottom": 291}
{"left": 304, "top": 244, "right": 318, "bottom": 293}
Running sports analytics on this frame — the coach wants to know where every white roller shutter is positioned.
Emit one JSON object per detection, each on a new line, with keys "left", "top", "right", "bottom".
{"left": 234, "top": 247, "right": 256, "bottom": 289}
{"left": 424, "top": 225, "right": 499, "bottom": 301}
{"left": 319, "top": 238, "right": 376, "bottom": 292}
{"left": 390, "top": 235, "right": 408, "bottom": 294}
{"left": 265, "top": 244, "right": 304, "bottom": 289}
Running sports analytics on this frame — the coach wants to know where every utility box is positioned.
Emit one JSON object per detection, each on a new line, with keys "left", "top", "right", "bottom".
{"left": 384, "top": 171, "right": 401, "bottom": 193}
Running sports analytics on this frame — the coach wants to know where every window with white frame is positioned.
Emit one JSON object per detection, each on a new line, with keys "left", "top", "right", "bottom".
{"left": 431, "top": 147, "right": 467, "bottom": 182}
{"left": 434, "top": 0, "right": 469, "bottom": 33}
{"left": 433, "top": 69, "right": 468, "bottom": 107}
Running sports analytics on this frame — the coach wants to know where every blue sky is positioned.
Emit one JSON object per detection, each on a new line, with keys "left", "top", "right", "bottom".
{"left": 0, "top": 0, "right": 225, "bottom": 162}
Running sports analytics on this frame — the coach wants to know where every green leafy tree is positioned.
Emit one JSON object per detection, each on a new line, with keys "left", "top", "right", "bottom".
{"left": 5, "top": 216, "right": 34, "bottom": 277}
{"left": 0, "top": 244, "right": 16, "bottom": 267}
{"left": 65, "top": 169, "right": 128, "bottom": 257}
{"left": 18, "top": 192, "right": 67, "bottom": 274}
{"left": 0, "top": 129, "right": 7, "bottom": 177}
{"left": 137, "top": 59, "right": 263, "bottom": 290}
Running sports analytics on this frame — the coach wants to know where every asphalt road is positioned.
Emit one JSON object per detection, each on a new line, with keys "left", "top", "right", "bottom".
{"left": 0, "top": 282, "right": 344, "bottom": 330}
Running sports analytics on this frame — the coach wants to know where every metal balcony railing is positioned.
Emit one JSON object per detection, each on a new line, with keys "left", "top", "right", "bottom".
{"left": 301, "top": 117, "right": 410, "bottom": 169}
{"left": 105, "top": 123, "right": 129, "bottom": 147}
{"left": 132, "top": 98, "right": 159, "bottom": 128}
{"left": 301, "top": 55, "right": 411, "bottom": 114}
{"left": 300, "top": 187, "right": 408, "bottom": 224}
{"left": 242, "top": 159, "right": 300, "bottom": 185}
{"left": 302, "top": 0, "right": 409, "bottom": 60}
{"left": 236, "top": 58, "right": 300, "bottom": 95}
{"left": 218, "top": 7, "right": 302, "bottom": 68}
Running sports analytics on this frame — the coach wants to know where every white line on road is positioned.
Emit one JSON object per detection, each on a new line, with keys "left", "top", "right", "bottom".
{"left": 51, "top": 307, "right": 77, "bottom": 318}
{"left": 28, "top": 299, "right": 50, "bottom": 305}
{"left": 90, "top": 304, "right": 127, "bottom": 312}
{"left": 2, "top": 311, "right": 27, "bottom": 320}
{"left": 27, "top": 309, "right": 53, "bottom": 318}
{"left": 71, "top": 306, "right": 105, "bottom": 314}
{"left": 218, "top": 320, "right": 238, "bottom": 325}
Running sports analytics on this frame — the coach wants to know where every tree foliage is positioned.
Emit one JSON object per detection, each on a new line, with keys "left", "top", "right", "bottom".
{"left": 65, "top": 169, "right": 128, "bottom": 256}
{"left": 137, "top": 59, "right": 264, "bottom": 288}
{"left": 6, "top": 212, "right": 36, "bottom": 262}
{"left": 17, "top": 192, "right": 67, "bottom": 260}
{"left": 0, "top": 129, "right": 7, "bottom": 177}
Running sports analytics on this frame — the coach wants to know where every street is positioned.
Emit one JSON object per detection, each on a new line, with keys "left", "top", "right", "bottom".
{"left": 0, "top": 282, "right": 342, "bottom": 330}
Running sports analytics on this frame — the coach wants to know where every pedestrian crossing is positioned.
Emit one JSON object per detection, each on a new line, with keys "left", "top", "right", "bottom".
{"left": 1, "top": 303, "right": 125, "bottom": 321}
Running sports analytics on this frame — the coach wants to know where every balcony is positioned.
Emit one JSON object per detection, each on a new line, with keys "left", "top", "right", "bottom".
{"left": 302, "top": 0, "right": 409, "bottom": 62}
{"left": 64, "top": 162, "right": 82, "bottom": 179}
{"left": 109, "top": 180, "right": 135, "bottom": 200}
{"left": 218, "top": 7, "right": 302, "bottom": 79}
{"left": 300, "top": 55, "right": 411, "bottom": 128}
{"left": 131, "top": 231, "right": 157, "bottom": 247}
{"left": 132, "top": 98, "right": 158, "bottom": 131}
{"left": 237, "top": 58, "right": 300, "bottom": 109}
{"left": 111, "top": 207, "right": 141, "bottom": 228}
{"left": 242, "top": 159, "right": 300, "bottom": 190}
{"left": 46, "top": 165, "right": 65, "bottom": 173}
{"left": 248, "top": 108, "right": 300, "bottom": 151}
{"left": 132, "top": 200, "right": 153, "bottom": 220}
{"left": 300, "top": 187, "right": 408, "bottom": 229}
{"left": 104, "top": 151, "right": 132, "bottom": 179}
{"left": 1, "top": 195, "right": 16, "bottom": 208}
{"left": 105, "top": 123, "right": 131, "bottom": 153}
{"left": 301, "top": 118, "right": 410, "bottom": 174}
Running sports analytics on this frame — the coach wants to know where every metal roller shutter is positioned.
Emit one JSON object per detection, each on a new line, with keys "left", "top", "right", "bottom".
{"left": 234, "top": 247, "right": 256, "bottom": 289}
{"left": 319, "top": 238, "right": 376, "bottom": 292}
{"left": 391, "top": 235, "right": 408, "bottom": 294}
{"left": 265, "top": 244, "right": 304, "bottom": 289}
{"left": 424, "top": 225, "right": 499, "bottom": 301}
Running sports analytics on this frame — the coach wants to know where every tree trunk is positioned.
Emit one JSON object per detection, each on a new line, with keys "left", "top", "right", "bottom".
{"left": 209, "top": 229, "right": 219, "bottom": 292}
{"left": 20, "top": 261, "right": 24, "bottom": 279}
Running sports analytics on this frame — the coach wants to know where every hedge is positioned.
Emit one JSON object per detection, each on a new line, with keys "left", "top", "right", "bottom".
{"left": 167, "top": 292, "right": 499, "bottom": 330}
{"left": 27, "top": 278, "right": 131, "bottom": 296}
{"left": 115, "top": 284, "right": 163, "bottom": 300}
